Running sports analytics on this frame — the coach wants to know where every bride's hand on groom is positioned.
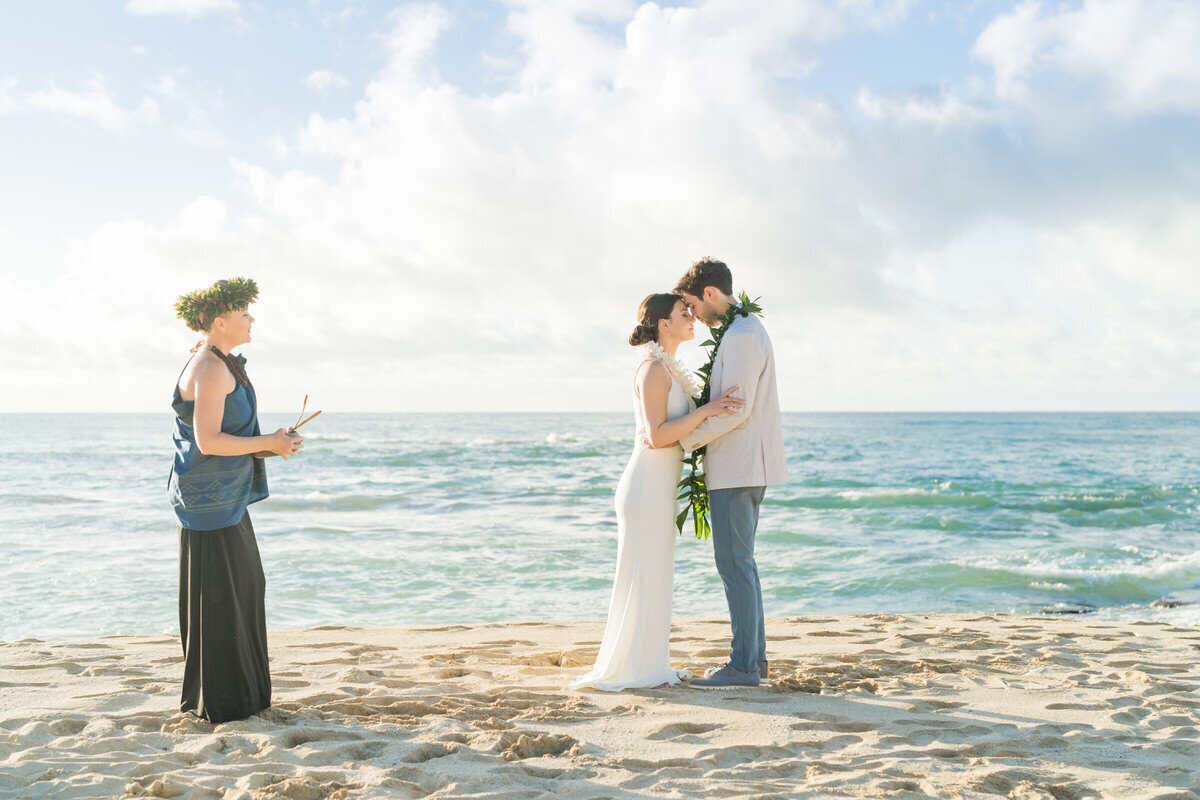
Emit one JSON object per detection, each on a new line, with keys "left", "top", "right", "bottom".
{"left": 639, "top": 428, "right": 678, "bottom": 450}
{"left": 639, "top": 386, "right": 742, "bottom": 449}
{"left": 641, "top": 429, "right": 663, "bottom": 449}
{"left": 701, "top": 386, "right": 744, "bottom": 418}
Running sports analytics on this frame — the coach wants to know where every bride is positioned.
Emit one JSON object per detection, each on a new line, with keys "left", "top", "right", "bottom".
{"left": 572, "top": 293, "right": 744, "bottom": 691}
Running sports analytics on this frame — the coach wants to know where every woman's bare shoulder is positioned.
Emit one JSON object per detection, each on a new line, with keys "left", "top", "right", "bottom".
{"left": 635, "top": 358, "right": 670, "bottom": 387}
{"left": 182, "top": 350, "right": 234, "bottom": 394}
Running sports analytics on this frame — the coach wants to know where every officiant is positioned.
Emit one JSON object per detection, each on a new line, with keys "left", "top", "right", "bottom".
{"left": 168, "top": 277, "right": 302, "bottom": 723}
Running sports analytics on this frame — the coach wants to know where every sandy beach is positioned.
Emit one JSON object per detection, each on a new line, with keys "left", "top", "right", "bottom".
{"left": 1, "top": 614, "right": 1197, "bottom": 799}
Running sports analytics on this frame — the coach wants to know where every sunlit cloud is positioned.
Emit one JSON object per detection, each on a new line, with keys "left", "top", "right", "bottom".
{"left": 306, "top": 70, "right": 349, "bottom": 91}
{"left": 974, "top": 0, "right": 1200, "bottom": 114}
{"left": 0, "top": 77, "right": 159, "bottom": 133}
{"left": 126, "top": 0, "right": 239, "bottom": 18}
{"left": 5, "top": 0, "right": 1200, "bottom": 411}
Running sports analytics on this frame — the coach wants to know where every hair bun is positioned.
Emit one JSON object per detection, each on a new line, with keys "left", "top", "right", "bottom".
{"left": 628, "top": 323, "right": 656, "bottom": 347}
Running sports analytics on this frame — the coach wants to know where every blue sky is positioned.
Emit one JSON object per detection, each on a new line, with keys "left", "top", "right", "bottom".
{"left": 3, "top": 0, "right": 1199, "bottom": 412}
{"left": 2, "top": 1, "right": 1007, "bottom": 231}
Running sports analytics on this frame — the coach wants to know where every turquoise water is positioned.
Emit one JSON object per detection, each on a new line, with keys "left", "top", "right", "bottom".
{"left": 1, "top": 413, "right": 1199, "bottom": 640}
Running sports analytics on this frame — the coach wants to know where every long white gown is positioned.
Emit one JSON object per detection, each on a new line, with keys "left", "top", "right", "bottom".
{"left": 571, "top": 358, "right": 692, "bottom": 691}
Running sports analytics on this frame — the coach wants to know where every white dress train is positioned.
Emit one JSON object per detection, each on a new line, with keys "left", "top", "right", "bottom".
{"left": 571, "top": 359, "right": 692, "bottom": 691}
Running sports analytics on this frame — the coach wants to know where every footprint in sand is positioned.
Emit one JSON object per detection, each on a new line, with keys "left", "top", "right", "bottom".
{"left": 695, "top": 648, "right": 730, "bottom": 658}
{"left": 249, "top": 775, "right": 362, "bottom": 798}
{"left": 491, "top": 731, "right": 577, "bottom": 761}
{"left": 647, "top": 722, "right": 723, "bottom": 741}
{"left": 697, "top": 744, "right": 814, "bottom": 768}
{"left": 906, "top": 699, "right": 966, "bottom": 713}
{"left": 412, "top": 624, "right": 471, "bottom": 632}
{"left": 0, "top": 680, "right": 52, "bottom": 688}
{"left": 334, "top": 668, "right": 384, "bottom": 683}
{"left": 1150, "top": 713, "right": 1196, "bottom": 730}
{"left": 435, "top": 667, "right": 472, "bottom": 679}
{"left": 511, "top": 650, "right": 591, "bottom": 669}
{"left": 279, "top": 727, "right": 367, "bottom": 748}
{"left": 45, "top": 718, "right": 88, "bottom": 736}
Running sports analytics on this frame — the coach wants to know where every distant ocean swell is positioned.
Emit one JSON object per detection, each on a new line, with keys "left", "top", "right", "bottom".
{"left": 1, "top": 412, "right": 1198, "bottom": 640}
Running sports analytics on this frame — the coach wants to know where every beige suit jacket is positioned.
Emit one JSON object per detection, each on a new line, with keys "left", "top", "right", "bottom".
{"left": 680, "top": 313, "right": 788, "bottom": 490}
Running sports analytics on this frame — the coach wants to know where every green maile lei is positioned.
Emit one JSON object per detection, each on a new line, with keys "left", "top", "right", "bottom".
{"left": 676, "top": 290, "right": 763, "bottom": 540}
{"left": 175, "top": 277, "right": 259, "bottom": 332}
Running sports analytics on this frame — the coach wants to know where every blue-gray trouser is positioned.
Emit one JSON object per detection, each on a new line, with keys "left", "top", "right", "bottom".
{"left": 709, "top": 486, "right": 767, "bottom": 674}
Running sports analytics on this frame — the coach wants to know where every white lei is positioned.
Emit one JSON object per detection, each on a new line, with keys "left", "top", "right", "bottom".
{"left": 640, "top": 341, "right": 702, "bottom": 400}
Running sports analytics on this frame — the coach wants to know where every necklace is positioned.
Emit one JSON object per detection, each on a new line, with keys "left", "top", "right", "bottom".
{"left": 694, "top": 294, "right": 762, "bottom": 404}
{"left": 640, "top": 341, "right": 701, "bottom": 400}
{"left": 677, "top": 291, "right": 763, "bottom": 540}
{"left": 209, "top": 346, "right": 250, "bottom": 388}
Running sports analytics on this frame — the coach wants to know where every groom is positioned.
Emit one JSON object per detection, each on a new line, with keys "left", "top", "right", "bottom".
{"left": 675, "top": 258, "right": 788, "bottom": 689}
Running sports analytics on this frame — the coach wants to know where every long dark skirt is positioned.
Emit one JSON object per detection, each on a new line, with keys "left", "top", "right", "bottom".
{"left": 179, "top": 511, "right": 271, "bottom": 723}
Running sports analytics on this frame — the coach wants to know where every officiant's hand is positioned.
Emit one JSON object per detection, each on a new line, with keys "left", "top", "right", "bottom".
{"left": 268, "top": 428, "right": 304, "bottom": 459}
{"left": 700, "top": 386, "right": 744, "bottom": 418}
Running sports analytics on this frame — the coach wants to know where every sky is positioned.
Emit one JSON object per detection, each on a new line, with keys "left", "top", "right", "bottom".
{"left": 2, "top": 0, "right": 1199, "bottom": 413}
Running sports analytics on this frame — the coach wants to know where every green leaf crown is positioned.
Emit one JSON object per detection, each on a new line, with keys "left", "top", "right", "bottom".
{"left": 175, "top": 277, "right": 259, "bottom": 332}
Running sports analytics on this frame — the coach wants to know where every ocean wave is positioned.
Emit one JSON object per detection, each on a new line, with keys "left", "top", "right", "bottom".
{"left": 1026, "top": 488, "right": 1196, "bottom": 513}
{"left": 777, "top": 488, "right": 997, "bottom": 510}
{"left": 1051, "top": 507, "right": 1186, "bottom": 527}
{"left": 964, "top": 550, "right": 1200, "bottom": 581}
{"left": 267, "top": 492, "right": 412, "bottom": 511}
{"left": 0, "top": 493, "right": 90, "bottom": 506}
{"left": 300, "top": 433, "right": 355, "bottom": 443}
{"left": 771, "top": 483, "right": 1198, "bottom": 519}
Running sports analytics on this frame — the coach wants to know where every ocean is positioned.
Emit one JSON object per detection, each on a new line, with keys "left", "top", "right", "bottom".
{"left": 2, "top": 412, "right": 1198, "bottom": 641}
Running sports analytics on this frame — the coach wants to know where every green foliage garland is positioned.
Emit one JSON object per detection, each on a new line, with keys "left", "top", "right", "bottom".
{"left": 676, "top": 291, "right": 764, "bottom": 539}
{"left": 175, "top": 277, "right": 259, "bottom": 332}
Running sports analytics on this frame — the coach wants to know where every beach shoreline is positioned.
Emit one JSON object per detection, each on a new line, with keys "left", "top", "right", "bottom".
{"left": 2, "top": 614, "right": 1197, "bottom": 799}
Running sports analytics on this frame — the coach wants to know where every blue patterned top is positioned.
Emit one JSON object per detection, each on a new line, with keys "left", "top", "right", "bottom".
{"left": 168, "top": 352, "right": 268, "bottom": 530}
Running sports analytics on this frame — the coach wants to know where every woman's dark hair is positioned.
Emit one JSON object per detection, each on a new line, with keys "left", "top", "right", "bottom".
{"left": 674, "top": 256, "right": 732, "bottom": 297}
{"left": 629, "top": 293, "right": 680, "bottom": 346}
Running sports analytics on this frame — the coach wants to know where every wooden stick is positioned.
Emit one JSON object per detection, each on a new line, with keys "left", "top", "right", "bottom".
{"left": 294, "top": 394, "right": 308, "bottom": 429}
{"left": 292, "top": 410, "right": 322, "bottom": 431}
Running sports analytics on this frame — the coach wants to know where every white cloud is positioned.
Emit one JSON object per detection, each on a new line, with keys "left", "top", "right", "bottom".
{"left": 0, "top": 77, "right": 16, "bottom": 115}
{"left": 306, "top": 70, "right": 349, "bottom": 91}
{"left": 837, "top": 0, "right": 918, "bottom": 28}
{"left": 19, "top": 78, "right": 159, "bottom": 133}
{"left": 125, "top": 0, "right": 238, "bottom": 18}
{"left": 153, "top": 73, "right": 229, "bottom": 147}
{"left": 8, "top": 0, "right": 1200, "bottom": 412}
{"left": 318, "top": 1, "right": 367, "bottom": 29}
{"left": 974, "top": 0, "right": 1200, "bottom": 114}
{"left": 856, "top": 86, "right": 991, "bottom": 127}
{"left": 19, "top": 1, "right": 897, "bottom": 410}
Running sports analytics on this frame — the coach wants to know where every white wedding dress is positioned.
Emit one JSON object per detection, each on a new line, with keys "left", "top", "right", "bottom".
{"left": 571, "top": 355, "right": 693, "bottom": 691}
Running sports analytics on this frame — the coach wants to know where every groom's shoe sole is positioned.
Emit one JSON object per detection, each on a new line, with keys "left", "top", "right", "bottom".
{"left": 690, "top": 678, "right": 761, "bottom": 690}
{"left": 689, "top": 672, "right": 761, "bottom": 690}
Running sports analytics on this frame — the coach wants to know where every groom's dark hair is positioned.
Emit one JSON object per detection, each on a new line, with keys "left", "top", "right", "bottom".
{"left": 675, "top": 257, "right": 732, "bottom": 297}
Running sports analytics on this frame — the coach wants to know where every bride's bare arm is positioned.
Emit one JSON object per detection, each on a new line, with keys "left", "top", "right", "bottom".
{"left": 637, "top": 360, "right": 744, "bottom": 448}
